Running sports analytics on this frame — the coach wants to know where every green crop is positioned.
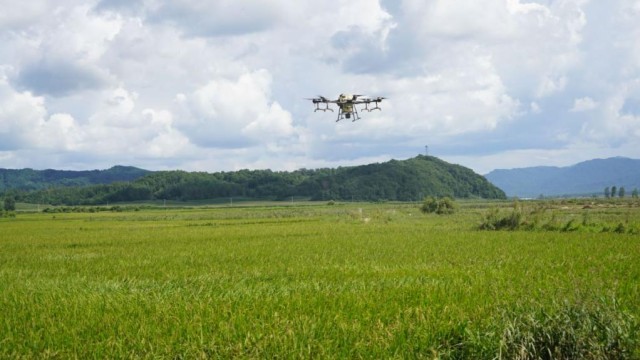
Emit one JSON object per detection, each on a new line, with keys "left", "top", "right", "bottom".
{"left": 1, "top": 201, "right": 638, "bottom": 358}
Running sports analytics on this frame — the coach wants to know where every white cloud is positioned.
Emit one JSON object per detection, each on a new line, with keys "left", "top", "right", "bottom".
{"left": 242, "top": 102, "right": 294, "bottom": 139}
{"left": 0, "top": 0, "right": 639, "bottom": 173}
{"left": 8, "top": 4, "right": 121, "bottom": 96}
{"left": 88, "top": 87, "right": 137, "bottom": 127}
{"left": 580, "top": 85, "right": 640, "bottom": 144}
{"left": 175, "top": 69, "right": 296, "bottom": 148}
{"left": 0, "top": 2, "right": 50, "bottom": 30}
{"left": 570, "top": 97, "right": 598, "bottom": 112}
{"left": 536, "top": 75, "right": 568, "bottom": 98}
{"left": 376, "top": 53, "right": 520, "bottom": 137}
{"left": 0, "top": 74, "right": 47, "bottom": 150}
{"left": 530, "top": 102, "right": 542, "bottom": 114}
{"left": 140, "top": 109, "right": 192, "bottom": 158}
{"left": 34, "top": 113, "right": 85, "bottom": 151}
{"left": 147, "top": 0, "right": 286, "bottom": 37}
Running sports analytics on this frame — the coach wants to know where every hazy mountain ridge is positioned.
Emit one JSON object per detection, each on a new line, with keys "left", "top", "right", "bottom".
{"left": 485, "top": 157, "right": 640, "bottom": 198}
{"left": 4, "top": 156, "right": 505, "bottom": 205}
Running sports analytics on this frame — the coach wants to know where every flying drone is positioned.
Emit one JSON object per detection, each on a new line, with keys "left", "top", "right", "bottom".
{"left": 307, "top": 93, "right": 386, "bottom": 122}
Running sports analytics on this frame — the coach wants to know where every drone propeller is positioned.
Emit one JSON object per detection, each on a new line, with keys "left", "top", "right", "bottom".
{"left": 305, "top": 96, "right": 330, "bottom": 103}
{"left": 307, "top": 96, "right": 334, "bottom": 112}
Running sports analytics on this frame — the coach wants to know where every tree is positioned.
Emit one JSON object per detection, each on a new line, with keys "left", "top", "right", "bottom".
{"left": 618, "top": 186, "right": 625, "bottom": 198}
{"left": 611, "top": 186, "right": 617, "bottom": 198}
{"left": 604, "top": 187, "right": 610, "bottom": 198}
{"left": 3, "top": 196, "right": 16, "bottom": 211}
{"left": 632, "top": 188, "right": 639, "bottom": 199}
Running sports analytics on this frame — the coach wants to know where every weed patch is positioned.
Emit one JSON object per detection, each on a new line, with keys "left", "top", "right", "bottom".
{"left": 479, "top": 202, "right": 640, "bottom": 234}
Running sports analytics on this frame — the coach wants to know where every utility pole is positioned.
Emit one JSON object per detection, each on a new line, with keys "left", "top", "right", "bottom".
{"left": 425, "top": 145, "right": 429, "bottom": 156}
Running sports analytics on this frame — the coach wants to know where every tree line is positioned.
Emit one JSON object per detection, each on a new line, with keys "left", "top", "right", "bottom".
{"left": 604, "top": 186, "right": 639, "bottom": 198}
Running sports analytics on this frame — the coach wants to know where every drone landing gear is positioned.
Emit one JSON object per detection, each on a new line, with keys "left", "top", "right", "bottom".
{"left": 336, "top": 109, "right": 361, "bottom": 122}
{"left": 362, "top": 102, "right": 382, "bottom": 112}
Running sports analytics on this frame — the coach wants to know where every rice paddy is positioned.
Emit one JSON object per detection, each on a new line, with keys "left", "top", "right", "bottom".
{"left": 1, "top": 200, "right": 638, "bottom": 358}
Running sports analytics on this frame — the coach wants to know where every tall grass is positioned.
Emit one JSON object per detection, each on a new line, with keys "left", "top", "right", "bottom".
{"left": 479, "top": 200, "right": 640, "bottom": 234}
{"left": 499, "top": 299, "right": 638, "bottom": 359}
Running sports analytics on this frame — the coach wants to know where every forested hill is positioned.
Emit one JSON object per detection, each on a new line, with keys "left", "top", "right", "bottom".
{"left": 0, "top": 166, "right": 150, "bottom": 192}
{"left": 485, "top": 157, "right": 640, "bottom": 198}
{"left": 12, "top": 156, "right": 505, "bottom": 205}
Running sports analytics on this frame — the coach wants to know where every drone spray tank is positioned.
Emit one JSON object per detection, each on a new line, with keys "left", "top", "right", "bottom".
{"left": 338, "top": 93, "right": 354, "bottom": 119}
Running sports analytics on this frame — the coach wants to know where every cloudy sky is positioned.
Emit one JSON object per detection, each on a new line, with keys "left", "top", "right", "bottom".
{"left": 1, "top": 0, "right": 639, "bottom": 174}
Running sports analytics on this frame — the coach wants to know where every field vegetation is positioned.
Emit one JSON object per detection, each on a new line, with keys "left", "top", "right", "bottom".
{"left": 1, "top": 199, "right": 638, "bottom": 358}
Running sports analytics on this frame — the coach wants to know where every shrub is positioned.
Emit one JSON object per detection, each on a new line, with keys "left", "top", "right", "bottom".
{"left": 1, "top": 210, "right": 16, "bottom": 218}
{"left": 421, "top": 196, "right": 457, "bottom": 215}
{"left": 421, "top": 196, "right": 439, "bottom": 213}
{"left": 3, "top": 196, "right": 16, "bottom": 211}
{"left": 478, "top": 204, "right": 522, "bottom": 230}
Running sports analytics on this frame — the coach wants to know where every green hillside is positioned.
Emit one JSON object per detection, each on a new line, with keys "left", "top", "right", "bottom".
{"left": 0, "top": 166, "right": 150, "bottom": 192}
{"left": 297, "top": 156, "right": 505, "bottom": 201}
{"left": 12, "top": 156, "right": 505, "bottom": 205}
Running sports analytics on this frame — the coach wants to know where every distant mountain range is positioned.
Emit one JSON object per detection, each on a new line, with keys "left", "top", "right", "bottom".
{"left": 485, "top": 157, "right": 640, "bottom": 198}
{"left": 2, "top": 156, "right": 505, "bottom": 205}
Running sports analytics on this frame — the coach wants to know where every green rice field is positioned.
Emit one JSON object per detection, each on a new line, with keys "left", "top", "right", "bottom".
{"left": 1, "top": 200, "right": 639, "bottom": 358}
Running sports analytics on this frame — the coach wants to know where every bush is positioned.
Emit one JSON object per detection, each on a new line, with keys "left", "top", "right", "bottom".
{"left": 1, "top": 210, "right": 16, "bottom": 218}
{"left": 478, "top": 204, "right": 522, "bottom": 230}
{"left": 3, "top": 196, "right": 16, "bottom": 211}
{"left": 421, "top": 196, "right": 438, "bottom": 213}
{"left": 421, "top": 196, "right": 457, "bottom": 215}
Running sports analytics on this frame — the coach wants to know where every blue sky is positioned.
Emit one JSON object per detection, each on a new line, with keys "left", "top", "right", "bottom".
{"left": 1, "top": 0, "right": 639, "bottom": 174}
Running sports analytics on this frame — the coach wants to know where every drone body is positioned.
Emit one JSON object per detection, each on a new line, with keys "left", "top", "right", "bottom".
{"left": 308, "top": 93, "right": 385, "bottom": 122}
